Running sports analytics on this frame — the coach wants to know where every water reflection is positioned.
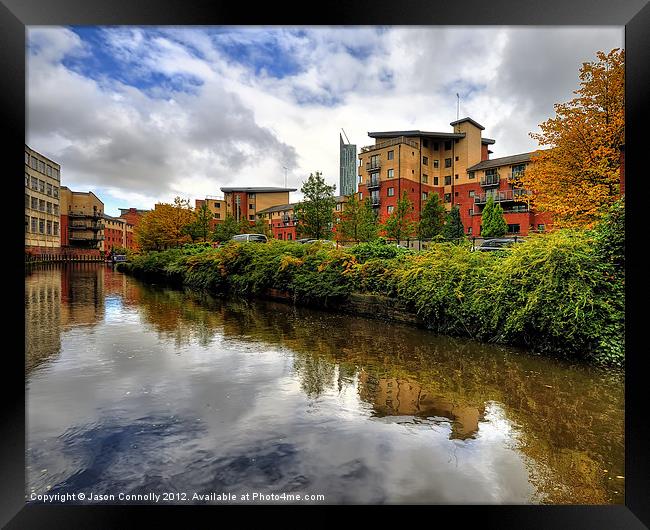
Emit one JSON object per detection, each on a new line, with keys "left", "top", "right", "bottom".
{"left": 26, "top": 265, "right": 625, "bottom": 504}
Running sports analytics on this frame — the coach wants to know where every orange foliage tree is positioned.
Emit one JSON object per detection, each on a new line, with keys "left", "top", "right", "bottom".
{"left": 520, "top": 48, "right": 624, "bottom": 228}
{"left": 135, "top": 197, "right": 195, "bottom": 250}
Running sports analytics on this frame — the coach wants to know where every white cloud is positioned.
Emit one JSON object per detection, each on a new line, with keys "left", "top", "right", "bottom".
{"left": 27, "top": 26, "right": 623, "bottom": 215}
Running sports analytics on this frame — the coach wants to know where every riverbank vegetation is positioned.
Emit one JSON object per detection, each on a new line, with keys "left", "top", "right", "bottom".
{"left": 118, "top": 199, "right": 624, "bottom": 367}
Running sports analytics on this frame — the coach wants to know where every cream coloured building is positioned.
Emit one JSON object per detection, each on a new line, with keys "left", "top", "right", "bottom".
{"left": 25, "top": 145, "right": 61, "bottom": 249}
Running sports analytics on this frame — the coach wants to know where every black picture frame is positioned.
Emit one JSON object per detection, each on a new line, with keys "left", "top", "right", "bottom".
{"left": 3, "top": 0, "right": 648, "bottom": 527}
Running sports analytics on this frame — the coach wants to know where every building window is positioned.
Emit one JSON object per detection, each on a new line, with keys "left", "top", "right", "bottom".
{"left": 387, "top": 150, "right": 394, "bottom": 160}
{"left": 387, "top": 187, "right": 395, "bottom": 197}
{"left": 444, "top": 193, "right": 451, "bottom": 203}
{"left": 422, "top": 192, "right": 428, "bottom": 200}
{"left": 39, "top": 199, "right": 46, "bottom": 211}
{"left": 288, "top": 233, "right": 293, "bottom": 241}
{"left": 422, "top": 156, "right": 428, "bottom": 166}
{"left": 433, "top": 142, "right": 439, "bottom": 151}
{"left": 387, "top": 168, "right": 394, "bottom": 178}
{"left": 433, "top": 176, "right": 439, "bottom": 185}
{"left": 53, "top": 222, "right": 59, "bottom": 236}
{"left": 336, "top": 203, "right": 341, "bottom": 211}
{"left": 46, "top": 183, "right": 52, "bottom": 196}
{"left": 31, "top": 197, "right": 38, "bottom": 210}
{"left": 31, "top": 177, "right": 38, "bottom": 190}
{"left": 507, "top": 224, "right": 521, "bottom": 234}
{"left": 455, "top": 174, "right": 459, "bottom": 179}
{"left": 422, "top": 174, "right": 428, "bottom": 183}
{"left": 469, "top": 190, "right": 475, "bottom": 197}
{"left": 468, "top": 208, "right": 473, "bottom": 216}
{"left": 537, "top": 224, "right": 545, "bottom": 231}
{"left": 25, "top": 152, "right": 29, "bottom": 164}
{"left": 25, "top": 173, "right": 29, "bottom": 187}
{"left": 38, "top": 160, "right": 45, "bottom": 173}
{"left": 468, "top": 227, "right": 472, "bottom": 234}
{"left": 433, "top": 160, "right": 439, "bottom": 169}
{"left": 215, "top": 213, "right": 221, "bottom": 219}
{"left": 30, "top": 156, "right": 37, "bottom": 170}
{"left": 249, "top": 204, "right": 254, "bottom": 209}
{"left": 53, "top": 186, "right": 59, "bottom": 198}
{"left": 445, "top": 158, "right": 452, "bottom": 168}
{"left": 46, "top": 165, "right": 53, "bottom": 177}
{"left": 249, "top": 193, "right": 256, "bottom": 199}
{"left": 214, "top": 202, "right": 220, "bottom": 208}
{"left": 455, "top": 156, "right": 459, "bottom": 161}
{"left": 39, "top": 219, "right": 45, "bottom": 234}
{"left": 53, "top": 168, "right": 59, "bottom": 179}
{"left": 455, "top": 192, "right": 459, "bottom": 196}
{"left": 445, "top": 141, "right": 452, "bottom": 150}
{"left": 444, "top": 175, "right": 452, "bottom": 186}
{"left": 387, "top": 205, "right": 394, "bottom": 214}
{"left": 39, "top": 180, "right": 45, "bottom": 193}
{"left": 469, "top": 171, "right": 475, "bottom": 179}
{"left": 25, "top": 194, "right": 30, "bottom": 208}
{"left": 422, "top": 139, "right": 429, "bottom": 148}
{"left": 358, "top": 192, "right": 363, "bottom": 200}
{"left": 249, "top": 215, "right": 254, "bottom": 220}
{"left": 25, "top": 215, "right": 29, "bottom": 232}
{"left": 46, "top": 202, "right": 52, "bottom": 214}
{"left": 53, "top": 204, "right": 59, "bottom": 215}
{"left": 46, "top": 220, "right": 52, "bottom": 235}
{"left": 31, "top": 218, "right": 37, "bottom": 232}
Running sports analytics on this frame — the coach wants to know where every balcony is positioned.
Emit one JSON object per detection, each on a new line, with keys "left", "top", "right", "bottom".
{"left": 361, "top": 136, "right": 419, "bottom": 153}
{"left": 367, "top": 176, "right": 381, "bottom": 190}
{"left": 371, "top": 196, "right": 380, "bottom": 207}
{"left": 474, "top": 189, "right": 531, "bottom": 204}
{"left": 68, "top": 212, "right": 104, "bottom": 219}
{"left": 365, "top": 160, "right": 381, "bottom": 171}
{"left": 480, "top": 173, "right": 500, "bottom": 187}
{"left": 70, "top": 222, "right": 105, "bottom": 231}
{"left": 508, "top": 171, "right": 525, "bottom": 182}
{"left": 69, "top": 234, "right": 105, "bottom": 241}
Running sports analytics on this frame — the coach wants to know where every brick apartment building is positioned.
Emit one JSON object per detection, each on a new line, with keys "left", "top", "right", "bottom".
{"left": 357, "top": 117, "right": 552, "bottom": 237}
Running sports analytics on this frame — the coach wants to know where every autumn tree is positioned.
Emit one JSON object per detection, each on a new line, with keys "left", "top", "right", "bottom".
{"left": 294, "top": 171, "right": 336, "bottom": 239}
{"left": 383, "top": 191, "right": 416, "bottom": 243}
{"left": 480, "top": 196, "right": 507, "bottom": 238}
{"left": 520, "top": 48, "right": 624, "bottom": 228}
{"left": 336, "top": 194, "right": 378, "bottom": 242}
{"left": 417, "top": 193, "right": 446, "bottom": 239}
{"left": 442, "top": 205, "right": 466, "bottom": 241}
{"left": 135, "top": 197, "right": 195, "bottom": 250}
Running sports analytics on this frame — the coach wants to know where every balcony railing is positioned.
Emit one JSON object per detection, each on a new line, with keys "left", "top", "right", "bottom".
{"left": 474, "top": 189, "right": 531, "bottom": 204}
{"left": 361, "top": 136, "right": 419, "bottom": 153}
{"left": 365, "top": 161, "right": 381, "bottom": 171}
{"left": 69, "top": 234, "right": 105, "bottom": 241}
{"left": 371, "top": 196, "right": 381, "bottom": 206}
{"left": 70, "top": 222, "right": 105, "bottom": 231}
{"left": 480, "top": 173, "right": 500, "bottom": 187}
{"left": 68, "top": 212, "right": 103, "bottom": 219}
{"left": 367, "top": 176, "right": 380, "bottom": 189}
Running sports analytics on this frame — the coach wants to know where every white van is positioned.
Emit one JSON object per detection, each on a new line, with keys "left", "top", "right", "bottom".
{"left": 231, "top": 233, "right": 268, "bottom": 243}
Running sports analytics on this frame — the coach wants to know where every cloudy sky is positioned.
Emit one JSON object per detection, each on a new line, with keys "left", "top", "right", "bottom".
{"left": 26, "top": 26, "right": 623, "bottom": 216}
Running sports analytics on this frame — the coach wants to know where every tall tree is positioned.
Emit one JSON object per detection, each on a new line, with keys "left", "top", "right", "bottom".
{"left": 185, "top": 202, "right": 212, "bottom": 242}
{"left": 135, "top": 197, "right": 195, "bottom": 250}
{"left": 383, "top": 191, "right": 416, "bottom": 243}
{"left": 294, "top": 171, "right": 336, "bottom": 239}
{"left": 442, "top": 205, "right": 466, "bottom": 242}
{"left": 417, "top": 193, "right": 446, "bottom": 239}
{"left": 520, "top": 48, "right": 625, "bottom": 228}
{"left": 337, "top": 195, "right": 378, "bottom": 242}
{"left": 212, "top": 214, "right": 241, "bottom": 242}
{"left": 480, "top": 196, "right": 507, "bottom": 238}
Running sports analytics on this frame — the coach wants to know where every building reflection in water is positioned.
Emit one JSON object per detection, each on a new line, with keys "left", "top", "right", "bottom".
{"left": 358, "top": 372, "right": 485, "bottom": 440}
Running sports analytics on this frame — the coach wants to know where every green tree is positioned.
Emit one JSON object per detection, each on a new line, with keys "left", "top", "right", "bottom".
{"left": 135, "top": 197, "right": 195, "bottom": 250}
{"left": 337, "top": 195, "right": 378, "bottom": 242}
{"left": 185, "top": 202, "right": 212, "bottom": 242}
{"left": 480, "top": 196, "right": 507, "bottom": 238}
{"left": 417, "top": 193, "right": 446, "bottom": 239}
{"left": 442, "top": 205, "right": 466, "bottom": 242}
{"left": 251, "top": 218, "right": 271, "bottom": 237}
{"left": 383, "top": 191, "right": 416, "bottom": 243}
{"left": 212, "top": 214, "right": 241, "bottom": 242}
{"left": 294, "top": 171, "right": 336, "bottom": 239}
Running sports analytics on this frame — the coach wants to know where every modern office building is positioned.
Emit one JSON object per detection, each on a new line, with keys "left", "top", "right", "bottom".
{"left": 357, "top": 117, "right": 552, "bottom": 237}
{"left": 340, "top": 133, "right": 357, "bottom": 197}
{"left": 25, "top": 145, "right": 61, "bottom": 250}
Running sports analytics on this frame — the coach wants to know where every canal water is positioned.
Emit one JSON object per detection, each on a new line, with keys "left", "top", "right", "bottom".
{"left": 26, "top": 263, "right": 625, "bottom": 504}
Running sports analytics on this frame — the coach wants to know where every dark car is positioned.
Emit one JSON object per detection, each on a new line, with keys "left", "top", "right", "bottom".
{"left": 476, "top": 238, "right": 524, "bottom": 251}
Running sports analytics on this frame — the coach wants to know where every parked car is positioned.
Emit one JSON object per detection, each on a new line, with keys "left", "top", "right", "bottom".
{"left": 475, "top": 238, "right": 524, "bottom": 251}
{"left": 231, "top": 233, "right": 268, "bottom": 243}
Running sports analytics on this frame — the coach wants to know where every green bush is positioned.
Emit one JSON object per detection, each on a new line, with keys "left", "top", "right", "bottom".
{"left": 120, "top": 219, "right": 624, "bottom": 366}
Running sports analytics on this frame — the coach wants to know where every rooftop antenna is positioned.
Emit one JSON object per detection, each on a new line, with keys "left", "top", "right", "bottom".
{"left": 341, "top": 128, "right": 351, "bottom": 145}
